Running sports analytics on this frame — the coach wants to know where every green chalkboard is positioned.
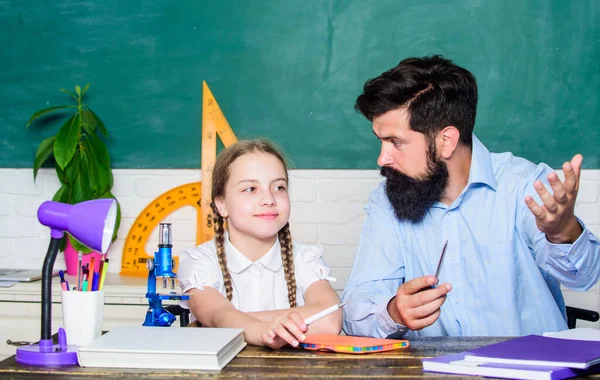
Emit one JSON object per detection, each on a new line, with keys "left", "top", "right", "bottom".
{"left": 1, "top": 1, "right": 599, "bottom": 169}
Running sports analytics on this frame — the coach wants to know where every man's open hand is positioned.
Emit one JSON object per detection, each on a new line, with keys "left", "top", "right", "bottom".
{"left": 525, "top": 154, "right": 583, "bottom": 244}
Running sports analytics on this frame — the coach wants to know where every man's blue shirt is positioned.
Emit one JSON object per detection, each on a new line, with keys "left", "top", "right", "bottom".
{"left": 342, "top": 135, "right": 600, "bottom": 338}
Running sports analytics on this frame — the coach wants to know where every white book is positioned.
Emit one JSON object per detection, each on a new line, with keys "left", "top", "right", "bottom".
{"left": 543, "top": 328, "right": 600, "bottom": 342}
{"left": 77, "top": 326, "right": 246, "bottom": 370}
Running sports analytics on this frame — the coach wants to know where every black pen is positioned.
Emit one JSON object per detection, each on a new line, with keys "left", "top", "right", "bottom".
{"left": 432, "top": 240, "right": 449, "bottom": 287}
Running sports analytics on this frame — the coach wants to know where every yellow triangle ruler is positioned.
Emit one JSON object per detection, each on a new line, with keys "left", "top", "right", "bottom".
{"left": 200, "top": 81, "right": 238, "bottom": 242}
{"left": 120, "top": 82, "right": 238, "bottom": 277}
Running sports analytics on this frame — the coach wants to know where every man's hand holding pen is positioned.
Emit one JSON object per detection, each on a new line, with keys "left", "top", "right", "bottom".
{"left": 387, "top": 240, "right": 452, "bottom": 331}
{"left": 387, "top": 276, "right": 452, "bottom": 331}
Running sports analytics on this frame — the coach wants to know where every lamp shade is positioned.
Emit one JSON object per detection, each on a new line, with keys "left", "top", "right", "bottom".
{"left": 37, "top": 199, "right": 117, "bottom": 254}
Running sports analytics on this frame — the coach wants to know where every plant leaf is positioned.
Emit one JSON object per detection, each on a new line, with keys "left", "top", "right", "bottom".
{"left": 26, "top": 106, "right": 73, "bottom": 128}
{"left": 55, "top": 164, "right": 70, "bottom": 185}
{"left": 87, "top": 131, "right": 110, "bottom": 166}
{"left": 60, "top": 88, "right": 78, "bottom": 101}
{"left": 81, "top": 109, "right": 96, "bottom": 133}
{"left": 52, "top": 183, "right": 70, "bottom": 203}
{"left": 107, "top": 166, "right": 114, "bottom": 189}
{"left": 112, "top": 197, "right": 121, "bottom": 242}
{"left": 87, "top": 107, "right": 107, "bottom": 136}
{"left": 114, "top": 195, "right": 121, "bottom": 241}
{"left": 33, "top": 136, "right": 56, "bottom": 181}
{"left": 75, "top": 85, "right": 81, "bottom": 96}
{"left": 54, "top": 114, "right": 81, "bottom": 169}
{"left": 68, "top": 234, "right": 93, "bottom": 254}
{"left": 82, "top": 123, "right": 94, "bottom": 136}
{"left": 59, "top": 236, "right": 67, "bottom": 252}
{"left": 63, "top": 149, "right": 80, "bottom": 184}
{"left": 81, "top": 83, "right": 90, "bottom": 96}
{"left": 97, "top": 164, "right": 110, "bottom": 195}
{"left": 78, "top": 149, "right": 93, "bottom": 198}
{"left": 83, "top": 136, "right": 108, "bottom": 194}
{"left": 71, "top": 173, "right": 87, "bottom": 204}
{"left": 86, "top": 131, "right": 109, "bottom": 166}
{"left": 81, "top": 138, "right": 100, "bottom": 194}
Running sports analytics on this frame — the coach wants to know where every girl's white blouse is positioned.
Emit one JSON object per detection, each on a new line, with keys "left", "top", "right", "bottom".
{"left": 178, "top": 235, "right": 333, "bottom": 313}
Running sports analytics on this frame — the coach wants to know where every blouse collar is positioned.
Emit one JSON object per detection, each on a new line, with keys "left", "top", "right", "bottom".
{"left": 224, "top": 232, "right": 283, "bottom": 274}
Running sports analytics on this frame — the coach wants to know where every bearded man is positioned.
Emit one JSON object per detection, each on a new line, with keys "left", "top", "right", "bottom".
{"left": 341, "top": 55, "right": 600, "bottom": 338}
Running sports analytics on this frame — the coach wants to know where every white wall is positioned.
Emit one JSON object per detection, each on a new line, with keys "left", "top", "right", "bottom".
{"left": 1, "top": 168, "right": 599, "bottom": 327}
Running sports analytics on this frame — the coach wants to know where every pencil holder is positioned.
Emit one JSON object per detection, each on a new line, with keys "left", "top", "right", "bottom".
{"left": 61, "top": 290, "right": 104, "bottom": 346}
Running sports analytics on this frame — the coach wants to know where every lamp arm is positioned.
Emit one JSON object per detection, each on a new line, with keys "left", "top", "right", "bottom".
{"left": 41, "top": 237, "right": 62, "bottom": 341}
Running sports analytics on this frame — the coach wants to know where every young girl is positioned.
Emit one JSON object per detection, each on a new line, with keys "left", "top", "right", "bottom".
{"left": 178, "top": 139, "right": 342, "bottom": 349}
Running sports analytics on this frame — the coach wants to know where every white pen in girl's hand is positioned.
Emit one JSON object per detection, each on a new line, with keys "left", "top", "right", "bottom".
{"left": 304, "top": 302, "right": 347, "bottom": 326}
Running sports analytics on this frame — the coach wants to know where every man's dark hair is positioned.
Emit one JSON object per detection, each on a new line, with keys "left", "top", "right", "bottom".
{"left": 355, "top": 55, "right": 478, "bottom": 147}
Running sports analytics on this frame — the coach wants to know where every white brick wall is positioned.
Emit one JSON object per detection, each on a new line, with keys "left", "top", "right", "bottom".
{"left": 1, "top": 168, "right": 599, "bottom": 328}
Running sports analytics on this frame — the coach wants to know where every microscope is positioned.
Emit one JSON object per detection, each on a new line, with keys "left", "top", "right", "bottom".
{"left": 143, "top": 223, "right": 189, "bottom": 326}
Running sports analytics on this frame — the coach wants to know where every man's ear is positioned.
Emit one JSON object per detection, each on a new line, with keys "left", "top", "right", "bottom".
{"left": 439, "top": 126, "right": 460, "bottom": 159}
{"left": 214, "top": 197, "right": 228, "bottom": 218}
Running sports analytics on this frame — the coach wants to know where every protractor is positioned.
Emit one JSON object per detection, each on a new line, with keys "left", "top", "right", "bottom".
{"left": 120, "top": 182, "right": 202, "bottom": 277}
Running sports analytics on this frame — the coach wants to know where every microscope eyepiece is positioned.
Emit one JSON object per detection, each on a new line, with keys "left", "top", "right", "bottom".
{"left": 158, "top": 223, "right": 172, "bottom": 246}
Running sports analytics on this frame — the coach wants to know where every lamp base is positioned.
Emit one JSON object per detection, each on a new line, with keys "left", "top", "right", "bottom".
{"left": 16, "top": 339, "right": 78, "bottom": 366}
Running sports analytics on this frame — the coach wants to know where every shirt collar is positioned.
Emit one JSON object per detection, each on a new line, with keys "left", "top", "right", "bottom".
{"left": 430, "top": 134, "right": 497, "bottom": 211}
{"left": 467, "top": 134, "right": 498, "bottom": 191}
{"left": 224, "top": 233, "right": 283, "bottom": 274}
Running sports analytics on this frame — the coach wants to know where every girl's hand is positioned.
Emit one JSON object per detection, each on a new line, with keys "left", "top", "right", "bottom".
{"left": 261, "top": 312, "right": 308, "bottom": 349}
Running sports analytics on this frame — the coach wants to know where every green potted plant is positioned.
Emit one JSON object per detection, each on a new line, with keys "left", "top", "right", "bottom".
{"left": 26, "top": 84, "right": 120, "bottom": 274}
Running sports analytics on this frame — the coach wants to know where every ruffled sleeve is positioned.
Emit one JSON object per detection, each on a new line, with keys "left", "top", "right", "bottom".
{"left": 293, "top": 242, "right": 335, "bottom": 295}
{"left": 177, "top": 240, "right": 222, "bottom": 294}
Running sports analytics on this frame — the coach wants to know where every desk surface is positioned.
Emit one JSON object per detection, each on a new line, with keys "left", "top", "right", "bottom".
{"left": 1, "top": 336, "right": 599, "bottom": 379}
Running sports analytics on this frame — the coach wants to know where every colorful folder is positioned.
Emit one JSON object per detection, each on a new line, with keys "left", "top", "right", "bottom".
{"left": 298, "top": 334, "right": 408, "bottom": 354}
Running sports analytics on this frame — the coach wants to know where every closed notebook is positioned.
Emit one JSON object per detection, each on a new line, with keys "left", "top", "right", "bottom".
{"left": 463, "top": 335, "right": 600, "bottom": 369}
{"left": 77, "top": 326, "right": 246, "bottom": 370}
{"left": 543, "top": 328, "right": 600, "bottom": 342}
{"left": 423, "top": 353, "right": 595, "bottom": 380}
{"left": 298, "top": 334, "right": 408, "bottom": 354}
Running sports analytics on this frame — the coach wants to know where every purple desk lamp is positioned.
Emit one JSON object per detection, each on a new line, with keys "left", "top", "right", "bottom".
{"left": 16, "top": 199, "right": 117, "bottom": 366}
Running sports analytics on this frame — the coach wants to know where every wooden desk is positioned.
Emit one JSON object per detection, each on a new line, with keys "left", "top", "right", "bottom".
{"left": 1, "top": 336, "right": 598, "bottom": 379}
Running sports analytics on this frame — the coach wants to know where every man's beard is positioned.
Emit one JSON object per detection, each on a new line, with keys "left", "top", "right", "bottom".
{"left": 381, "top": 146, "right": 449, "bottom": 223}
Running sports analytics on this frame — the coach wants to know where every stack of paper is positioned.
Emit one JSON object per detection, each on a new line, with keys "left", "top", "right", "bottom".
{"left": 423, "top": 334, "right": 600, "bottom": 380}
{"left": 77, "top": 326, "right": 246, "bottom": 370}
